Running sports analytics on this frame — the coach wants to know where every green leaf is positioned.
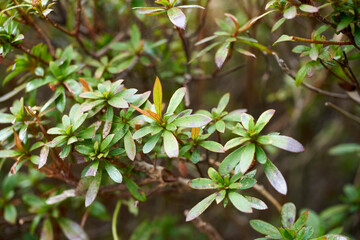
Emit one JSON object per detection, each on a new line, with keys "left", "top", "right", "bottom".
{"left": 216, "top": 93, "right": 229, "bottom": 114}
{"left": 284, "top": 6, "right": 297, "bottom": 19}
{"left": 60, "top": 145, "right": 71, "bottom": 159}
{"left": 133, "top": 7, "right": 166, "bottom": 15}
{"left": 104, "top": 160, "right": 123, "bottom": 183}
{"left": 167, "top": 7, "right": 186, "bottom": 29}
{"left": 273, "top": 35, "right": 293, "bottom": 46}
{"left": 100, "top": 134, "right": 115, "bottom": 152}
{"left": 124, "top": 131, "right": 136, "bottom": 160}
{"left": 295, "top": 62, "right": 311, "bottom": 86}
{"left": 354, "top": 26, "right": 360, "bottom": 47}
{"left": 215, "top": 42, "right": 230, "bottom": 69}
{"left": 163, "top": 130, "right": 179, "bottom": 158}
{"left": 255, "top": 146, "right": 267, "bottom": 164}
{"left": 281, "top": 202, "right": 296, "bottom": 229}
{"left": 299, "top": 4, "right": 318, "bottom": 13}
{"left": 124, "top": 177, "right": 146, "bottom": 202}
{"left": 241, "top": 113, "right": 254, "bottom": 130}
{"left": 178, "top": 5, "right": 205, "bottom": 9}
{"left": 267, "top": 135, "right": 304, "bottom": 152}
{"left": 173, "top": 114, "right": 211, "bottom": 128}
{"left": 224, "top": 137, "right": 250, "bottom": 151}
{"left": 47, "top": 127, "right": 66, "bottom": 135}
{"left": 238, "top": 177, "right": 256, "bottom": 189}
{"left": 293, "top": 211, "right": 309, "bottom": 232}
{"left": 4, "top": 204, "right": 17, "bottom": 224}
{"left": 0, "top": 113, "right": 15, "bottom": 123}
{"left": 199, "top": 141, "right": 224, "bottom": 153}
{"left": 77, "top": 126, "right": 96, "bottom": 139}
{"left": 239, "top": 143, "right": 255, "bottom": 173}
{"left": 279, "top": 228, "right": 296, "bottom": 240}
{"left": 337, "top": 15, "right": 353, "bottom": 32}
{"left": 250, "top": 219, "right": 280, "bottom": 236}
{"left": 166, "top": 87, "right": 186, "bottom": 114}
{"left": 228, "top": 191, "right": 252, "bottom": 213}
{"left": 186, "top": 193, "right": 217, "bottom": 221}
{"left": 79, "top": 92, "right": 102, "bottom": 99}
{"left": 58, "top": 217, "right": 89, "bottom": 240}
{"left": 0, "top": 150, "right": 22, "bottom": 158}
{"left": 153, "top": 77, "right": 163, "bottom": 118}
{"left": 215, "top": 190, "right": 226, "bottom": 204}
{"left": 103, "top": 106, "right": 114, "bottom": 138}
{"left": 329, "top": 143, "right": 360, "bottom": 155}
{"left": 40, "top": 218, "right": 53, "bottom": 240}
{"left": 108, "top": 96, "right": 129, "bottom": 109}
{"left": 189, "top": 178, "right": 221, "bottom": 189}
{"left": 39, "top": 145, "right": 49, "bottom": 169}
{"left": 255, "top": 109, "right": 275, "bottom": 133}
{"left": 133, "top": 126, "right": 163, "bottom": 139}
{"left": 309, "top": 47, "right": 319, "bottom": 61}
{"left": 190, "top": 148, "right": 201, "bottom": 163}
{"left": 143, "top": 132, "right": 162, "bottom": 154}
{"left": 219, "top": 146, "right": 244, "bottom": 176}
{"left": 263, "top": 159, "right": 287, "bottom": 195}
{"left": 215, "top": 120, "right": 226, "bottom": 133}
{"left": 207, "top": 167, "right": 223, "bottom": 183}
{"left": 85, "top": 160, "right": 100, "bottom": 177}
{"left": 244, "top": 196, "right": 267, "bottom": 210}
{"left": 85, "top": 170, "right": 102, "bottom": 207}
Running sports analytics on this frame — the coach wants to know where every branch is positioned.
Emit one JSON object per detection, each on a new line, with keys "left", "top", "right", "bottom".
{"left": 253, "top": 184, "right": 282, "bottom": 212}
{"left": 325, "top": 102, "right": 360, "bottom": 124}
{"left": 290, "top": 36, "right": 352, "bottom": 46}
{"left": 184, "top": 210, "right": 224, "bottom": 240}
{"left": 273, "top": 53, "right": 349, "bottom": 99}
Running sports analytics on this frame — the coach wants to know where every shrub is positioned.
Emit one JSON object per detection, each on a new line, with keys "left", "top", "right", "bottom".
{"left": 0, "top": 0, "right": 359, "bottom": 239}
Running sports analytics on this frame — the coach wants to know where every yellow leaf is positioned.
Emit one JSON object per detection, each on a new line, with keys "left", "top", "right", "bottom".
{"left": 191, "top": 127, "right": 200, "bottom": 139}
{"left": 153, "top": 77, "right": 162, "bottom": 118}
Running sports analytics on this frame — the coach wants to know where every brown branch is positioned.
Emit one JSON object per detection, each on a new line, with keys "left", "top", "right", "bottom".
{"left": 12, "top": 0, "right": 55, "bottom": 57}
{"left": 273, "top": 53, "right": 349, "bottom": 99}
{"left": 12, "top": 43, "right": 49, "bottom": 65}
{"left": 290, "top": 36, "right": 352, "bottom": 46}
{"left": 253, "top": 184, "right": 282, "bottom": 212}
{"left": 184, "top": 210, "right": 224, "bottom": 240}
{"left": 319, "top": 59, "right": 348, "bottom": 84}
{"left": 325, "top": 102, "right": 360, "bottom": 124}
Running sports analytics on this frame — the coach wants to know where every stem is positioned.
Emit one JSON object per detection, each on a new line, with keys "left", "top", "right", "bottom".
{"left": 112, "top": 200, "right": 122, "bottom": 240}
{"left": 253, "top": 184, "right": 282, "bottom": 212}
{"left": 12, "top": 0, "right": 55, "bottom": 57}
{"left": 273, "top": 53, "right": 349, "bottom": 99}
{"left": 11, "top": 43, "right": 49, "bottom": 65}
{"left": 291, "top": 36, "right": 352, "bottom": 46}
{"left": 325, "top": 102, "right": 360, "bottom": 124}
{"left": 184, "top": 210, "right": 224, "bottom": 240}
{"left": 319, "top": 60, "right": 348, "bottom": 84}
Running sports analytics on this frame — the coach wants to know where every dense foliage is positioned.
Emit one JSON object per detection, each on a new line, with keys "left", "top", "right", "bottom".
{"left": 0, "top": 0, "right": 359, "bottom": 239}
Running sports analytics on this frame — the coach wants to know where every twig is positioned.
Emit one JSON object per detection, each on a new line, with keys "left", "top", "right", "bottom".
{"left": 290, "top": 36, "right": 352, "bottom": 46}
{"left": 325, "top": 102, "right": 360, "bottom": 124}
{"left": 253, "top": 184, "right": 282, "bottom": 212}
{"left": 12, "top": 0, "right": 55, "bottom": 57}
{"left": 11, "top": 43, "right": 49, "bottom": 65}
{"left": 184, "top": 210, "right": 224, "bottom": 240}
{"left": 80, "top": 208, "right": 91, "bottom": 228}
{"left": 273, "top": 53, "right": 349, "bottom": 99}
{"left": 193, "top": 64, "right": 246, "bottom": 81}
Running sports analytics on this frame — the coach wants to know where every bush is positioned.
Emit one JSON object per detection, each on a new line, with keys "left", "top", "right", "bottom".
{"left": 0, "top": 0, "right": 359, "bottom": 239}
